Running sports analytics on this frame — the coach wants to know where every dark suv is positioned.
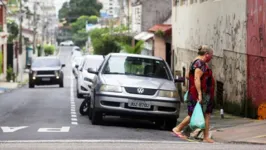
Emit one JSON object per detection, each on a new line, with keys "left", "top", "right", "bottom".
{"left": 27, "top": 57, "right": 65, "bottom": 88}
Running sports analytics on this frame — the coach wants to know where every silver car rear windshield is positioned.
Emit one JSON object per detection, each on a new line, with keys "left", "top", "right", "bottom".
{"left": 32, "top": 58, "right": 60, "bottom": 68}
{"left": 102, "top": 56, "right": 172, "bottom": 80}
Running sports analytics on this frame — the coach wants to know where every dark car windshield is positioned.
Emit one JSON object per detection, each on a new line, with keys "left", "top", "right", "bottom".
{"left": 102, "top": 56, "right": 172, "bottom": 80}
{"left": 32, "top": 58, "right": 60, "bottom": 68}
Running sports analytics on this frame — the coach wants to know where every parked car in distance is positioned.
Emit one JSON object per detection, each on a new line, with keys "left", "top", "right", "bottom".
{"left": 60, "top": 40, "right": 74, "bottom": 46}
{"left": 72, "top": 56, "right": 84, "bottom": 78}
{"left": 27, "top": 56, "right": 65, "bottom": 88}
{"left": 76, "top": 55, "right": 104, "bottom": 98}
{"left": 71, "top": 46, "right": 81, "bottom": 55}
{"left": 87, "top": 53, "right": 184, "bottom": 130}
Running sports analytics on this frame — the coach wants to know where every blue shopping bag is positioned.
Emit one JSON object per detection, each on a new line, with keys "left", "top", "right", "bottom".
{"left": 184, "top": 91, "right": 188, "bottom": 103}
{"left": 189, "top": 102, "right": 205, "bottom": 130}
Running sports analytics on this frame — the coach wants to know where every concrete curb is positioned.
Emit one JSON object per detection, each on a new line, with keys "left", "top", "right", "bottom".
{"left": 0, "top": 80, "right": 28, "bottom": 95}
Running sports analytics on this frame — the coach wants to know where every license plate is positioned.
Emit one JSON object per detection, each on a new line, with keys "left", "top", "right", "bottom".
{"left": 42, "top": 78, "right": 50, "bottom": 81}
{"left": 128, "top": 100, "right": 151, "bottom": 109}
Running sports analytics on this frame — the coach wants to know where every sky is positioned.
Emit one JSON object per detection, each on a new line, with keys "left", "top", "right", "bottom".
{"left": 54, "top": 0, "right": 69, "bottom": 14}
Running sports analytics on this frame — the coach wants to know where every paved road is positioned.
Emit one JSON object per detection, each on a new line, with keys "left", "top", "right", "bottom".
{"left": 0, "top": 47, "right": 263, "bottom": 149}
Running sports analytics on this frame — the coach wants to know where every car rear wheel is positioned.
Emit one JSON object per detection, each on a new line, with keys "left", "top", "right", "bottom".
{"left": 164, "top": 118, "right": 177, "bottom": 131}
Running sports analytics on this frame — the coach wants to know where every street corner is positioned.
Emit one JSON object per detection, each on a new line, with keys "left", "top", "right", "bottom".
{"left": 0, "top": 82, "right": 19, "bottom": 94}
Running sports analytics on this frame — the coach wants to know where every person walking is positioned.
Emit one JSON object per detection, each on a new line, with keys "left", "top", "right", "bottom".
{"left": 172, "top": 45, "right": 215, "bottom": 143}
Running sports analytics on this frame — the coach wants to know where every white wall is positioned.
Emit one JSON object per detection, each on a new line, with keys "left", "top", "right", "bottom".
{"left": 172, "top": 0, "right": 247, "bottom": 104}
{"left": 131, "top": 5, "right": 142, "bottom": 33}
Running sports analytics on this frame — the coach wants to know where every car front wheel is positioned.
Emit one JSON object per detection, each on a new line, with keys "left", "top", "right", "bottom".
{"left": 29, "top": 81, "right": 35, "bottom": 88}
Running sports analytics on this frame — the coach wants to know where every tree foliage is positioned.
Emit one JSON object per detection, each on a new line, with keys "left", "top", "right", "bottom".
{"left": 119, "top": 40, "right": 144, "bottom": 54}
{"left": 58, "top": 0, "right": 102, "bottom": 23}
{"left": 71, "top": 15, "right": 98, "bottom": 33}
{"left": 7, "top": 20, "right": 19, "bottom": 43}
{"left": 89, "top": 28, "right": 133, "bottom": 55}
{"left": 72, "top": 29, "right": 89, "bottom": 48}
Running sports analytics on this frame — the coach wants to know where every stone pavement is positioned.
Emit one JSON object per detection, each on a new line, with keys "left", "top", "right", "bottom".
{"left": 178, "top": 103, "right": 266, "bottom": 144}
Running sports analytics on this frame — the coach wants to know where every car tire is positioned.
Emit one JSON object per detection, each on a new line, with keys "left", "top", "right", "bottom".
{"left": 91, "top": 109, "right": 102, "bottom": 125}
{"left": 79, "top": 99, "right": 89, "bottom": 116}
{"left": 59, "top": 81, "right": 64, "bottom": 88}
{"left": 164, "top": 119, "right": 177, "bottom": 131}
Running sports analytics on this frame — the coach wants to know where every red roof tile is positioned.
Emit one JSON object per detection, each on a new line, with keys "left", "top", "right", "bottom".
{"left": 148, "top": 24, "right": 172, "bottom": 35}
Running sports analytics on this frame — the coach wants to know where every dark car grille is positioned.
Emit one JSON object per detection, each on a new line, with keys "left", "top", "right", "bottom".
{"left": 37, "top": 71, "right": 55, "bottom": 75}
{"left": 124, "top": 87, "right": 157, "bottom": 95}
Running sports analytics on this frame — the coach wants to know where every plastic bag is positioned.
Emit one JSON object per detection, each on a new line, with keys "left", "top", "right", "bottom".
{"left": 189, "top": 102, "right": 205, "bottom": 130}
{"left": 184, "top": 91, "right": 188, "bottom": 103}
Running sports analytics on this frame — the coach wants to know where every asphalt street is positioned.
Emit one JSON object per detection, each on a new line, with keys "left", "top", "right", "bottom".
{"left": 0, "top": 47, "right": 264, "bottom": 149}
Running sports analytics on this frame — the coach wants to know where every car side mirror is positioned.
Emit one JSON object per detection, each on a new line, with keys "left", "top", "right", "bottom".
{"left": 175, "top": 76, "right": 185, "bottom": 83}
{"left": 62, "top": 64, "right": 66, "bottom": 68}
{"left": 75, "top": 64, "right": 79, "bottom": 68}
{"left": 87, "top": 68, "right": 98, "bottom": 75}
{"left": 27, "top": 64, "right": 31, "bottom": 69}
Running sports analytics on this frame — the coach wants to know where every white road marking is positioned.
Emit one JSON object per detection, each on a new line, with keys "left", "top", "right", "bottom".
{"left": 0, "top": 140, "right": 198, "bottom": 144}
{"left": 1, "top": 126, "right": 28, "bottom": 133}
{"left": 71, "top": 122, "right": 78, "bottom": 125}
{"left": 70, "top": 72, "right": 78, "bottom": 125}
{"left": 71, "top": 118, "right": 77, "bottom": 121}
{"left": 38, "top": 127, "right": 70, "bottom": 132}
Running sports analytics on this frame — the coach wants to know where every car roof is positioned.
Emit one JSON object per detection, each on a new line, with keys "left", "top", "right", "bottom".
{"left": 34, "top": 56, "right": 60, "bottom": 60}
{"left": 84, "top": 55, "right": 104, "bottom": 59}
{"left": 108, "top": 53, "right": 163, "bottom": 60}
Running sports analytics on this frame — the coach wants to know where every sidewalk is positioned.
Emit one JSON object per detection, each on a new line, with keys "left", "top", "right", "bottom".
{"left": 0, "top": 72, "right": 28, "bottom": 94}
{"left": 178, "top": 103, "right": 266, "bottom": 144}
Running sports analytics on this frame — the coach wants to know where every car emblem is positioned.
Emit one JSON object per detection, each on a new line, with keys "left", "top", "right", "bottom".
{"left": 137, "top": 88, "right": 144, "bottom": 94}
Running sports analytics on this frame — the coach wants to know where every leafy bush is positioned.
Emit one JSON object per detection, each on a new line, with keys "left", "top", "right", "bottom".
{"left": 6, "top": 65, "right": 15, "bottom": 82}
{"left": 44, "top": 45, "right": 55, "bottom": 56}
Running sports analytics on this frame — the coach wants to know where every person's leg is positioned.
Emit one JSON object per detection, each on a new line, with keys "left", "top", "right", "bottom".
{"left": 203, "top": 113, "right": 214, "bottom": 143}
{"left": 172, "top": 115, "right": 190, "bottom": 138}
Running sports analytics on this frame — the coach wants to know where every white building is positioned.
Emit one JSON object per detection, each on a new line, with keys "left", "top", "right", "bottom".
{"left": 98, "top": 0, "right": 120, "bottom": 18}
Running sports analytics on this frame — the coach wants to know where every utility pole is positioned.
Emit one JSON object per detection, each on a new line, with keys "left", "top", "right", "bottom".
{"left": 19, "top": 0, "right": 23, "bottom": 55}
{"left": 32, "top": 2, "right": 38, "bottom": 55}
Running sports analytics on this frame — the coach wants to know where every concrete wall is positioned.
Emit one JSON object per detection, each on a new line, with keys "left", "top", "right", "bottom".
{"left": 247, "top": 0, "right": 266, "bottom": 107}
{"left": 141, "top": 0, "right": 172, "bottom": 31}
{"left": 172, "top": 0, "right": 247, "bottom": 106}
{"left": 131, "top": 0, "right": 171, "bottom": 33}
{"left": 154, "top": 36, "right": 166, "bottom": 60}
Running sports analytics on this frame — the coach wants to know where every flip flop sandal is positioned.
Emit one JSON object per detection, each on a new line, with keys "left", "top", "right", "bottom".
{"left": 172, "top": 132, "right": 188, "bottom": 139}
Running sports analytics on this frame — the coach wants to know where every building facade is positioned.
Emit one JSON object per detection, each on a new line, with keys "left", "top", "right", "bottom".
{"left": 172, "top": 0, "right": 266, "bottom": 117}
{"left": 0, "top": 0, "right": 8, "bottom": 81}
{"left": 98, "top": 0, "right": 121, "bottom": 18}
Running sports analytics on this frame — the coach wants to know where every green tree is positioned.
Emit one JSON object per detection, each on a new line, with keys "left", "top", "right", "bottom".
{"left": 71, "top": 15, "right": 98, "bottom": 33}
{"left": 7, "top": 20, "right": 19, "bottom": 43}
{"left": 58, "top": 2, "right": 70, "bottom": 21}
{"left": 119, "top": 40, "right": 144, "bottom": 54}
{"left": 72, "top": 29, "right": 89, "bottom": 48}
{"left": 59, "top": 0, "right": 102, "bottom": 23}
